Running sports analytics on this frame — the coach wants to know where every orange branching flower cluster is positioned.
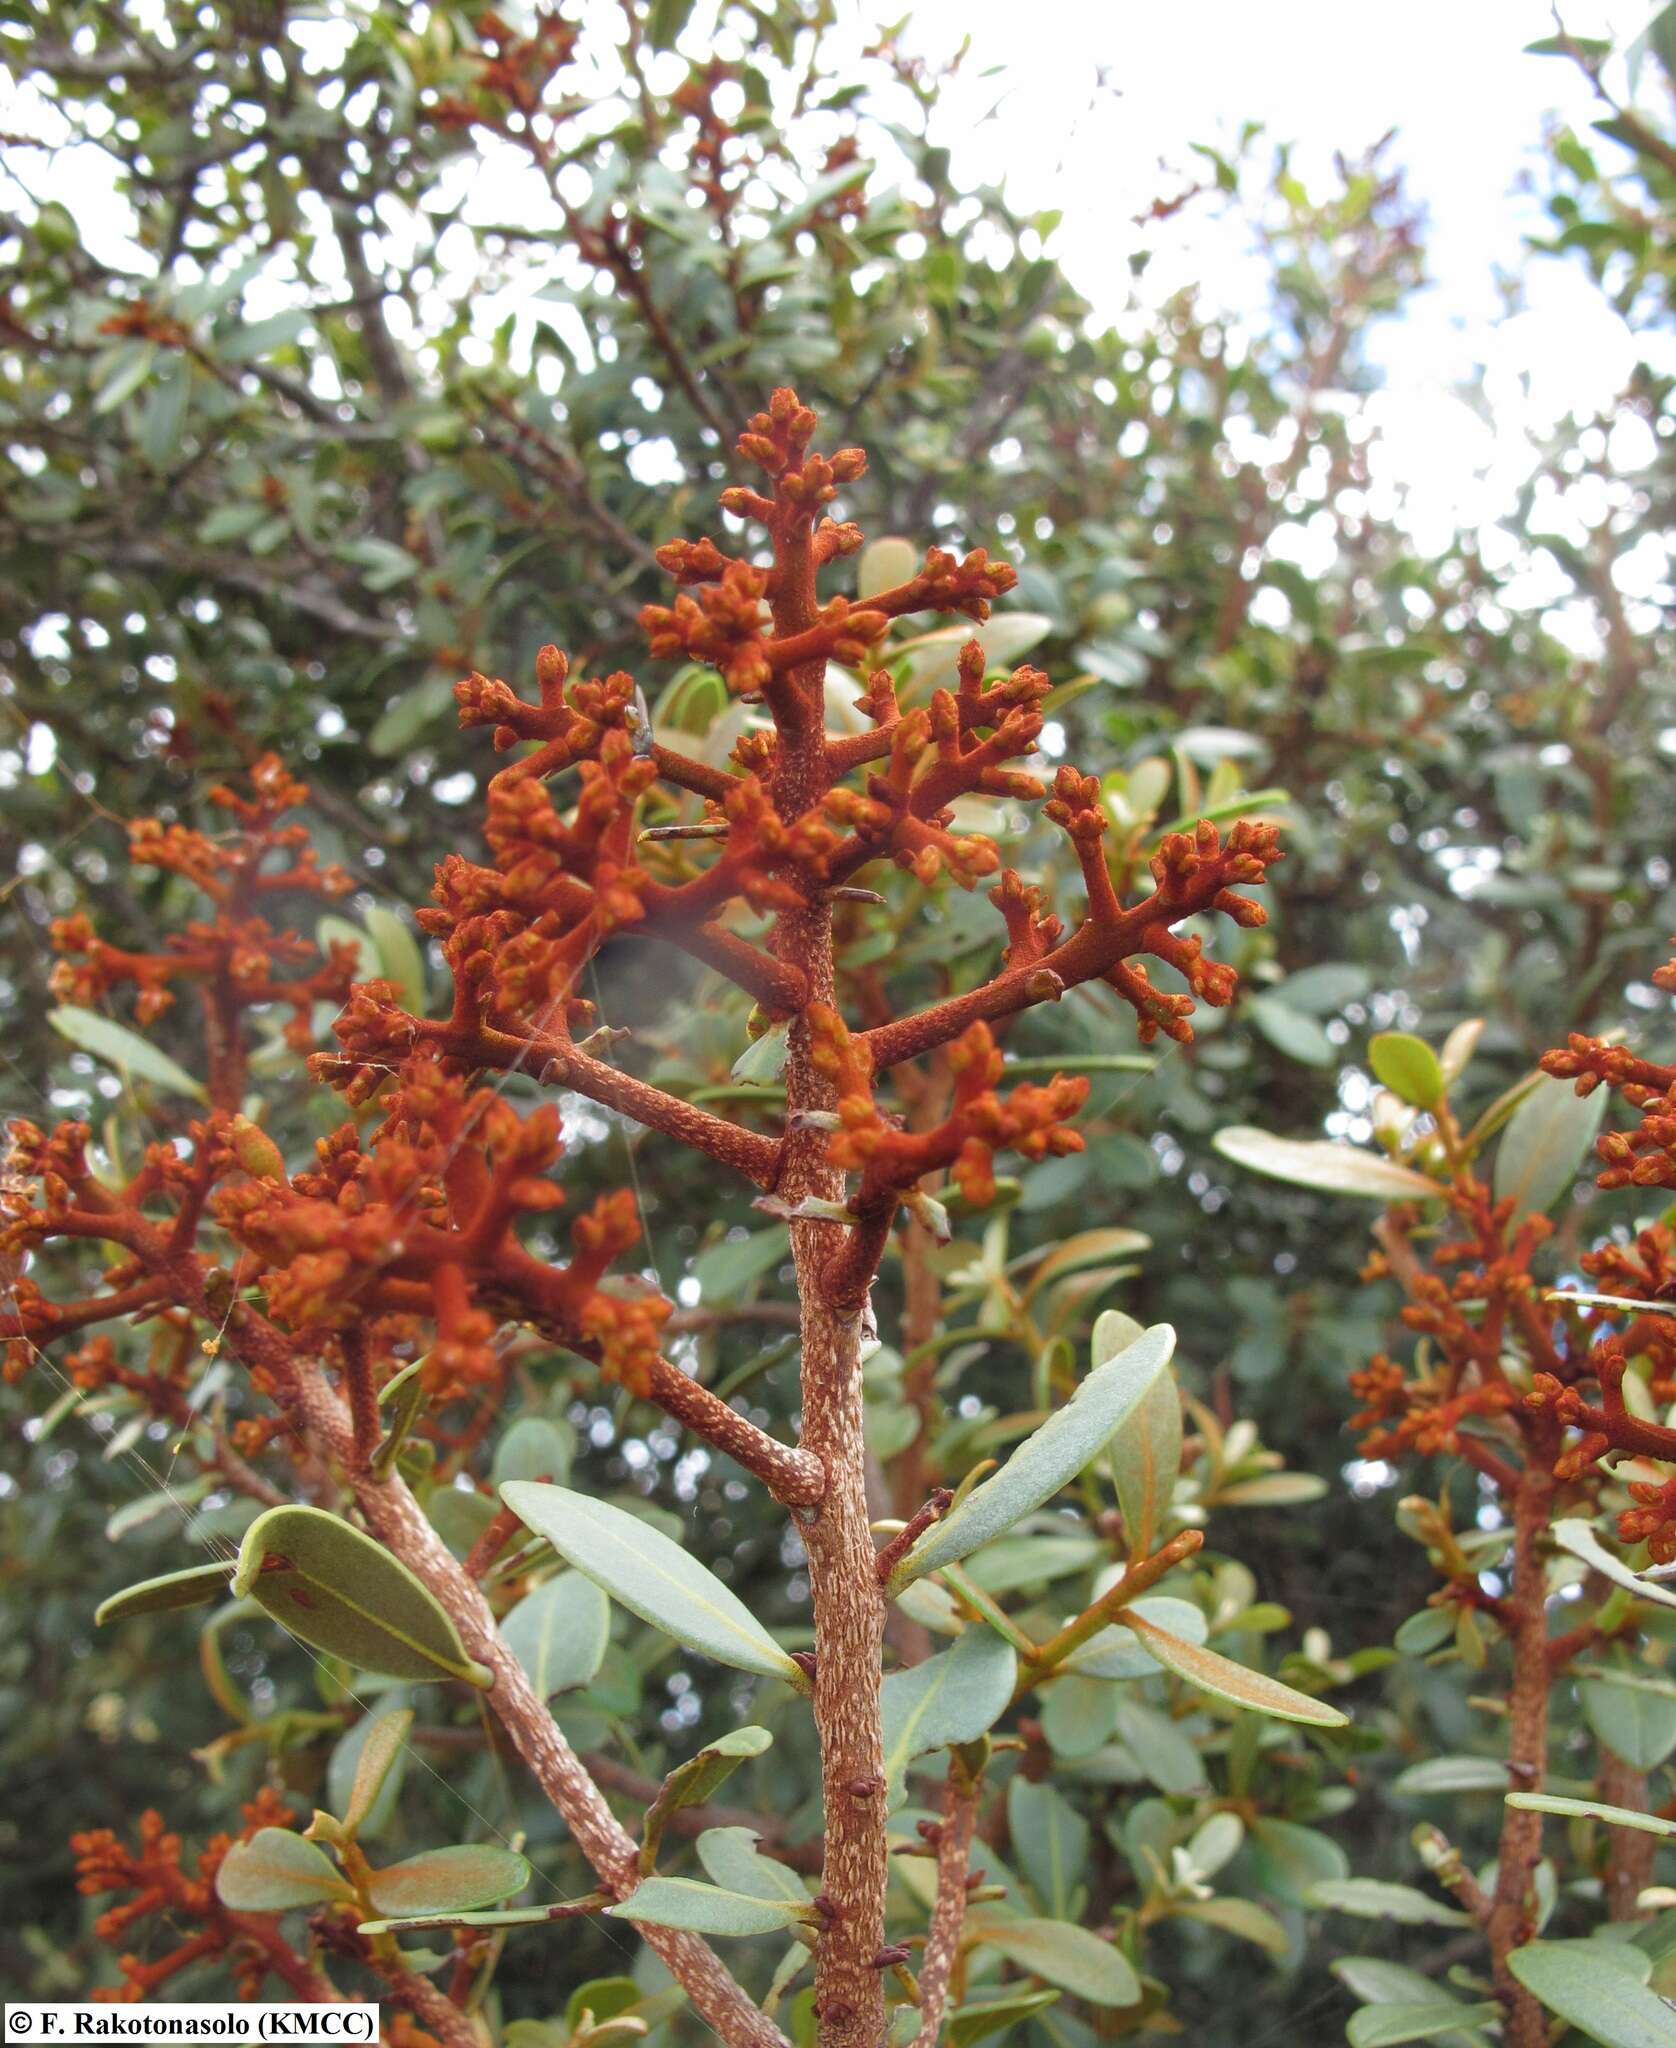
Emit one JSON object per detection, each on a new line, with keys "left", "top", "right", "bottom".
{"left": 71, "top": 1791, "right": 306, "bottom": 2002}
{"left": 220, "top": 1055, "right": 666, "bottom": 1401}
{"left": 49, "top": 752, "right": 354, "bottom": 1050}
{"left": 812, "top": 1009, "right": 1086, "bottom": 1214}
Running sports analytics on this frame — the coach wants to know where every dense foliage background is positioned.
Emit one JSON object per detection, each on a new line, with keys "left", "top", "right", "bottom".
{"left": 4, "top": 2, "right": 1676, "bottom": 2042}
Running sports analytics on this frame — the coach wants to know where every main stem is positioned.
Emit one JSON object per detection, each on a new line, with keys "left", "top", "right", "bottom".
{"left": 1487, "top": 1461, "right": 1555, "bottom": 2048}
{"left": 773, "top": 563, "right": 888, "bottom": 2046}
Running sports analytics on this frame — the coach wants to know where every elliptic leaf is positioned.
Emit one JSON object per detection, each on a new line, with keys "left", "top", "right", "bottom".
{"left": 500, "top": 1483, "right": 806, "bottom": 1688}
{"left": 1506, "top": 1792, "right": 1676, "bottom": 1839}
{"left": 608, "top": 1876, "right": 810, "bottom": 1937}
{"left": 966, "top": 1918, "right": 1140, "bottom": 2008}
{"left": 642, "top": 1737, "right": 776, "bottom": 1874}
{"left": 1305, "top": 1878, "right": 1470, "bottom": 1927}
{"left": 1368, "top": 1033, "right": 1445, "bottom": 1110}
{"left": 95, "top": 1560, "right": 235, "bottom": 1626}
{"left": 1553, "top": 1520, "right": 1676, "bottom": 1612}
{"left": 232, "top": 1504, "right": 491, "bottom": 1687}
{"left": 501, "top": 1573, "right": 612, "bottom": 1700}
{"left": 1123, "top": 1612, "right": 1348, "bottom": 1727}
{"left": 1507, "top": 1939, "right": 1676, "bottom": 2048}
{"left": 336, "top": 1707, "right": 414, "bottom": 1835}
{"left": 1212, "top": 1125, "right": 1439, "bottom": 1201}
{"left": 51, "top": 1006, "right": 208, "bottom": 1103}
{"left": 1007, "top": 1777, "right": 1089, "bottom": 1918}
{"left": 1108, "top": 1347, "right": 1181, "bottom": 1560}
{"left": 216, "top": 1828, "right": 351, "bottom": 1912}
{"left": 879, "top": 1627, "right": 1017, "bottom": 1806}
{"left": 1346, "top": 2004, "right": 1502, "bottom": 2048}
{"left": 890, "top": 1325, "right": 1176, "bottom": 1588}
{"left": 1492, "top": 1076, "right": 1606, "bottom": 1221}
{"left": 364, "top": 1843, "right": 532, "bottom": 1919}
{"left": 694, "top": 1826, "right": 810, "bottom": 1907}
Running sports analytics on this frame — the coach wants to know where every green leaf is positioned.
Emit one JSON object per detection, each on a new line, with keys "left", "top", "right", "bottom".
{"left": 216, "top": 1828, "right": 352, "bottom": 1912}
{"left": 691, "top": 1225, "right": 789, "bottom": 1301}
{"left": 609, "top": 1876, "right": 810, "bottom": 1937}
{"left": 493, "top": 1417, "right": 577, "bottom": 1489}
{"left": 1391, "top": 1756, "right": 1510, "bottom": 1795}
{"left": 889, "top": 1324, "right": 1176, "bottom": 1588}
{"left": 879, "top": 1626, "right": 1017, "bottom": 1805}
{"left": 139, "top": 354, "right": 190, "bottom": 469}
{"left": 364, "top": 904, "right": 428, "bottom": 1012}
{"left": 500, "top": 1483, "right": 806, "bottom": 1688}
{"left": 1213, "top": 1472, "right": 1328, "bottom": 1507}
{"left": 50, "top": 1006, "right": 208, "bottom": 1102}
{"left": 337, "top": 1706, "right": 413, "bottom": 1834}
{"left": 501, "top": 1573, "right": 612, "bottom": 1700}
{"left": 364, "top": 1843, "right": 532, "bottom": 1918}
{"left": 731, "top": 1023, "right": 789, "bottom": 1087}
{"left": 1108, "top": 1346, "right": 1181, "bottom": 1558}
{"left": 1492, "top": 1075, "right": 1606, "bottom": 1220}
{"left": 1347, "top": 2004, "right": 1502, "bottom": 2048}
{"left": 328, "top": 1701, "right": 412, "bottom": 1838}
{"left": 1581, "top": 1668, "right": 1676, "bottom": 1770}
{"left": 1333, "top": 1959, "right": 1457, "bottom": 2008}
{"left": 1212, "top": 1126, "right": 1438, "bottom": 1200}
{"left": 372, "top": 1363, "right": 428, "bottom": 1481}
{"left": 1505, "top": 1793, "right": 1676, "bottom": 1839}
{"left": 966, "top": 1917, "right": 1140, "bottom": 2008}
{"left": 1245, "top": 993, "right": 1335, "bottom": 1067}
{"left": 1124, "top": 1613, "right": 1348, "bottom": 1727}
{"left": 641, "top": 1735, "right": 775, "bottom": 1873}
{"left": 1062, "top": 1595, "right": 1208, "bottom": 1680}
{"left": 1008, "top": 1777, "right": 1089, "bottom": 1918}
{"left": 233, "top": 1504, "right": 492, "bottom": 1687}
{"left": 1305, "top": 1879, "right": 1470, "bottom": 1927}
{"left": 1369, "top": 1033, "right": 1445, "bottom": 1110}
{"left": 371, "top": 674, "right": 455, "bottom": 757}
{"left": 1113, "top": 1695, "right": 1206, "bottom": 1794}
{"left": 1508, "top": 1939, "right": 1676, "bottom": 2048}
{"left": 359, "top": 1904, "right": 566, "bottom": 1935}
{"left": 94, "top": 341, "right": 158, "bottom": 414}
{"left": 316, "top": 914, "right": 380, "bottom": 982}
{"left": 1249, "top": 1818, "right": 1349, "bottom": 1905}
{"left": 95, "top": 1560, "right": 235, "bottom": 1625}
{"left": 1174, "top": 1896, "right": 1289, "bottom": 1954}
{"left": 694, "top": 1825, "right": 810, "bottom": 1907}
{"left": 1553, "top": 1521, "right": 1676, "bottom": 1611}
{"left": 857, "top": 535, "right": 919, "bottom": 599}
{"left": 948, "top": 1989, "right": 1063, "bottom": 2046}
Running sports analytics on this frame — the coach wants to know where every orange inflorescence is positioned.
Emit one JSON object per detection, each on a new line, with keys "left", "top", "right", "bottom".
{"left": 810, "top": 1008, "right": 1086, "bottom": 1213}
{"left": 71, "top": 1791, "right": 301, "bottom": 2002}
{"left": 49, "top": 753, "right": 354, "bottom": 1048}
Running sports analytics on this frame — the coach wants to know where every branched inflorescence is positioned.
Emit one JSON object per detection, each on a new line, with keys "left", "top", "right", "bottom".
{"left": 5, "top": 388, "right": 1284, "bottom": 2036}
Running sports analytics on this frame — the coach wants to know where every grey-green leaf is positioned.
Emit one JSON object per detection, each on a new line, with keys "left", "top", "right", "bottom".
{"left": 1553, "top": 1520, "right": 1676, "bottom": 1611}
{"left": 95, "top": 1560, "right": 235, "bottom": 1626}
{"left": 1507, "top": 1939, "right": 1676, "bottom": 2048}
{"left": 1007, "top": 1777, "right": 1088, "bottom": 1918}
{"left": 216, "top": 1828, "right": 352, "bottom": 1912}
{"left": 500, "top": 1483, "right": 806, "bottom": 1688}
{"left": 501, "top": 1573, "right": 612, "bottom": 1700}
{"left": 694, "top": 1825, "right": 810, "bottom": 1907}
{"left": 51, "top": 1006, "right": 208, "bottom": 1103}
{"left": 1124, "top": 1612, "right": 1349, "bottom": 1727}
{"left": 965, "top": 1917, "right": 1140, "bottom": 2008}
{"left": 1305, "top": 1879, "right": 1470, "bottom": 1927}
{"left": 609, "top": 1876, "right": 811, "bottom": 1937}
{"left": 232, "top": 1504, "right": 492, "bottom": 1687}
{"left": 1346, "top": 2004, "right": 1502, "bottom": 2048}
{"left": 642, "top": 1738, "right": 776, "bottom": 1874}
{"left": 336, "top": 1707, "right": 413, "bottom": 1835}
{"left": 364, "top": 1843, "right": 531, "bottom": 1918}
{"left": 1108, "top": 1344, "right": 1181, "bottom": 1559}
{"left": 1492, "top": 1075, "right": 1606, "bottom": 1220}
{"left": 889, "top": 1325, "right": 1176, "bottom": 1589}
{"left": 880, "top": 1627, "right": 1017, "bottom": 1806}
{"left": 1213, "top": 1125, "right": 1439, "bottom": 1201}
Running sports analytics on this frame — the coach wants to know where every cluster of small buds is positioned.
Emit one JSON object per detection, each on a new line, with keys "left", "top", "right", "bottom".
{"left": 454, "top": 646, "right": 639, "bottom": 762}
{"left": 47, "top": 756, "right": 355, "bottom": 1046}
{"left": 71, "top": 1790, "right": 299, "bottom": 2002}
{"left": 809, "top": 1009, "right": 1087, "bottom": 1213}
{"left": 1521, "top": 1374, "right": 1611, "bottom": 1480}
{"left": 640, "top": 559, "right": 777, "bottom": 693}
{"left": 1621, "top": 1474, "right": 1676, "bottom": 1563}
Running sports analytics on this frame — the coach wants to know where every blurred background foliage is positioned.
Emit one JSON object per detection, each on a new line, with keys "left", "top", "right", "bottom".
{"left": 4, "top": 0, "right": 1676, "bottom": 2039}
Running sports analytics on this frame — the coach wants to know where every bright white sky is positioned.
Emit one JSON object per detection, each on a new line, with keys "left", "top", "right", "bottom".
{"left": 5, "top": 0, "right": 1668, "bottom": 587}
{"left": 898, "top": 0, "right": 1669, "bottom": 561}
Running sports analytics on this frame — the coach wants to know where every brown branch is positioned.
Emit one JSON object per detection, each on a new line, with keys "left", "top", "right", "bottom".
{"left": 909, "top": 1763, "right": 982, "bottom": 2048}
{"left": 583, "top": 1753, "right": 825, "bottom": 1875}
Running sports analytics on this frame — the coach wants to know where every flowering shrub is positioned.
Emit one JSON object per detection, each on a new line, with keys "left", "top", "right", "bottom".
{"left": 0, "top": 388, "right": 1375, "bottom": 2047}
